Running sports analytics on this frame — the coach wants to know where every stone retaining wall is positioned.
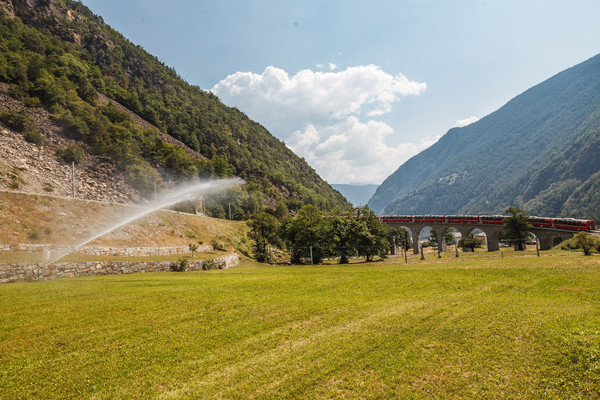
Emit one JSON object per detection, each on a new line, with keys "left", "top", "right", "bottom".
{"left": 75, "top": 245, "right": 213, "bottom": 257}
{"left": 0, "top": 243, "right": 213, "bottom": 256}
{"left": 0, "top": 254, "right": 239, "bottom": 283}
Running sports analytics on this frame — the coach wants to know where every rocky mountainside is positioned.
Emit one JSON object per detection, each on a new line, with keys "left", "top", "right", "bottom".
{"left": 369, "top": 54, "right": 600, "bottom": 222}
{"left": 0, "top": 0, "right": 349, "bottom": 217}
{"left": 0, "top": 83, "right": 136, "bottom": 202}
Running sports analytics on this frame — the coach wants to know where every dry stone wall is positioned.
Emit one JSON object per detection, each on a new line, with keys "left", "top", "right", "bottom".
{"left": 0, "top": 243, "right": 213, "bottom": 256}
{"left": 0, "top": 254, "right": 239, "bottom": 283}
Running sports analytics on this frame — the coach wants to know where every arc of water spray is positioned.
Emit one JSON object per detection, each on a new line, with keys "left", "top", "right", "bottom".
{"left": 46, "top": 178, "right": 245, "bottom": 265}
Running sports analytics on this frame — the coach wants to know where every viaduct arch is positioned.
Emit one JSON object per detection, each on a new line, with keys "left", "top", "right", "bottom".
{"left": 380, "top": 216, "right": 582, "bottom": 254}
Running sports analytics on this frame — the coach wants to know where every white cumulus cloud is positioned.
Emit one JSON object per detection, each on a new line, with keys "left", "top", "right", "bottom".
{"left": 210, "top": 65, "right": 427, "bottom": 183}
{"left": 455, "top": 115, "right": 480, "bottom": 127}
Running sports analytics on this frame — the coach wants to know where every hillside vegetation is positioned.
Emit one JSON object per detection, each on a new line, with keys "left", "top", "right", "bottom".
{"left": 369, "top": 54, "right": 600, "bottom": 221}
{"left": 0, "top": 0, "right": 348, "bottom": 217}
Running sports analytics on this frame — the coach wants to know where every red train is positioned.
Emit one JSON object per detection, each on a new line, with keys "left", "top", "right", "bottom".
{"left": 378, "top": 215, "right": 595, "bottom": 231}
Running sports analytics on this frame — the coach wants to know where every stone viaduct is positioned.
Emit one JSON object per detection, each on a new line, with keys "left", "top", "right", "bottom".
{"left": 380, "top": 216, "right": 580, "bottom": 254}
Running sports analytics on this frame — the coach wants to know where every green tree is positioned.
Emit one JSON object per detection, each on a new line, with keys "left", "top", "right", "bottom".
{"left": 444, "top": 227, "right": 457, "bottom": 245}
{"left": 503, "top": 206, "right": 531, "bottom": 251}
{"left": 428, "top": 228, "right": 438, "bottom": 245}
{"left": 247, "top": 212, "right": 281, "bottom": 263}
{"left": 458, "top": 234, "right": 484, "bottom": 252}
{"left": 353, "top": 206, "right": 389, "bottom": 262}
{"left": 281, "top": 204, "right": 329, "bottom": 264}
{"left": 330, "top": 208, "right": 358, "bottom": 264}
{"left": 572, "top": 232, "right": 597, "bottom": 256}
{"left": 188, "top": 243, "right": 199, "bottom": 258}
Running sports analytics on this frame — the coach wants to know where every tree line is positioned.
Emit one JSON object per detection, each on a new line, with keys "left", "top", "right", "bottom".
{"left": 248, "top": 205, "right": 411, "bottom": 264}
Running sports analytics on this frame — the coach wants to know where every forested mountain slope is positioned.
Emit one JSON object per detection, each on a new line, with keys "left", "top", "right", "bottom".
{"left": 368, "top": 54, "right": 600, "bottom": 221}
{"left": 0, "top": 0, "right": 349, "bottom": 217}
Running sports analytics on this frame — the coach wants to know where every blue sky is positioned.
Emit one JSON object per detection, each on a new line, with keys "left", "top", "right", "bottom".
{"left": 81, "top": 0, "right": 600, "bottom": 184}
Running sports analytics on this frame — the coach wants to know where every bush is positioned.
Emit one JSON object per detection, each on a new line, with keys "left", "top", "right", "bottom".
{"left": 203, "top": 259, "right": 215, "bottom": 270}
{"left": 22, "top": 129, "right": 46, "bottom": 146}
{"left": 572, "top": 232, "right": 598, "bottom": 256}
{"left": 172, "top": 200, "right": 196, "bottom": 214}
{"left": 211, "top": 239, "right": 226, "bottom": 251}
{"left": 0, "top": 109, "right": 45, "bottom": 145}
{"left": 169, "top": 257, "right": 188, "bottom": 272}
{"left": 124, "top": 161, "right": 160, "bottom": 196}
{"left": 459, "top": 234, "right": 484, "bottom": 252}
{"left": 0, "top": 109, "right": 33, "bottom": 132}
{"left": 55, "top": 144, "right": 85, "bottom": 165}
{"left": 28, "top": 229, "right": 41, "bottom": 241}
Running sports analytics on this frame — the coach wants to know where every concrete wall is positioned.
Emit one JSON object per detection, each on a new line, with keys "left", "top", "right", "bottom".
{"left": 0, "top": 254, "right": 239, "bottom": 284}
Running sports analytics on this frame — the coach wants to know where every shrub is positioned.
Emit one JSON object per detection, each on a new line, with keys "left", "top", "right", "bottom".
{"left": 9, "top": 170, "right": 25, "bottom": 189}
{"left": 8, "top": 179, "right": 20, "bottom": 189}
{"left": 172, "top": 200, "right": 196, "bottom": 214}
{"left": 0, "top": 109, "right": 33, "bottom": 132}
{"left": 169, "top": 257, "right": 188, "bottom": 272}
{"left": 22, "top": 129, "right": 46, "bottom": 146}
{"left": 124, "top": 161, "right": 160, "bottom": 196}
{"left": 0, "top": 109, "right": 45, "bottom": 145}
{"left": 572, "top": 232, "right": 598, "bottom": 256}
{"left": 55, "top": 144, "right": 85, "bottom": 165}
{"left": 459, "top": 234, "right": 484, "bottom": 252}
{"left": 211, "top": 239, "right": 226, "bottom": 251}
{"left": 203, "top": 259, "right": 215, "bottom": 270}
{"left": 28, "top": 229, "right": 41, "bottom": 241}
{"left": 24, "top": 96, "right": 41, "bottom": 108}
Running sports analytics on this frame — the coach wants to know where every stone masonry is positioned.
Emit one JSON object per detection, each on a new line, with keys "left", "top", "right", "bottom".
{"left": 0, "top": 244, "right": 213, "bottom": 256}
{"left": 0, "top": 253, "right": 239, "bottom": 283}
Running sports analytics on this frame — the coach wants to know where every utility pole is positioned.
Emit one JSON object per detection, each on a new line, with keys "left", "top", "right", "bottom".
{"left": 71, "top": 161, "right": 75, "bottom": 198}
{"left": 154, "top": 181, "right": 157, "bottom": 203}
{"left": 228, "top": 203, "right": 232, "bottom": 220}
{"left": 310, "top": 246, "right": 313, "bottom": 265}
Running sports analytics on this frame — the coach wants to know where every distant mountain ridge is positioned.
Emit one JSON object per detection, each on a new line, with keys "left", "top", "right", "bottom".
{"left": 368, "top": 54, "right": 600, "bottom": 221}
{"left": 331, "top": 184, "right": 378, "bottom": 206}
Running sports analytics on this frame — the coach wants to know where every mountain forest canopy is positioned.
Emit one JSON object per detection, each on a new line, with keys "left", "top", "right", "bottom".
{"left": 0, "top": 0, "right": 349, "bottom": 218}
{"left": 368, "top": 53, "right": 600, "bottom": 223}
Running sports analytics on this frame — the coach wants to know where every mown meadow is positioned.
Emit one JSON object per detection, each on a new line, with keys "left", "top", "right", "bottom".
{"left": 1, "top": 250, "right": 599, "bottom": 399}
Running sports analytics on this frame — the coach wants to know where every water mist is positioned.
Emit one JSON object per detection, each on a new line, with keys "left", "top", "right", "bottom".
{"left": 46, "top": 177, "right": 245, "bottom": 265}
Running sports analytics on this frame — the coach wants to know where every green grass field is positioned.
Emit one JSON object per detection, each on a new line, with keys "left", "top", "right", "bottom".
{"left": 1, "top": 251, "right": 599, "bottom": 399}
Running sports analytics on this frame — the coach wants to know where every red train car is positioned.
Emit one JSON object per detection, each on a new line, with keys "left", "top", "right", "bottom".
{"left": 446, "top": 215, "right": 479, "bottom": 224}
{"left": 414, "top": 215, "right": 445, "bottom": 223}
{"left": 528, "top": 216, "right": 552, "bottom": 228}
{"left": 552, "top": 218, "right": 595, "bottom": 231}
{"left": 379, "top": 215, "right": 413, "bottom": 223}
{"left": 480, "top": 215, "right": 505, "bottom": 225}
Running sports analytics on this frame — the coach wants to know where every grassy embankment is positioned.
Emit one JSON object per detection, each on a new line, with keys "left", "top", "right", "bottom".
{"left": 0, "top": 191, "right": 252, "bottom": 262}
{"left": 1, "top": 250, "right": 598, "bottom": 399}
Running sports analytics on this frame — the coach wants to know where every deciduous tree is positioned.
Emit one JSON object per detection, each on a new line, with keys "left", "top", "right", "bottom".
{"left": 503, "top": 206, "right": 531, "bottom": 251}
